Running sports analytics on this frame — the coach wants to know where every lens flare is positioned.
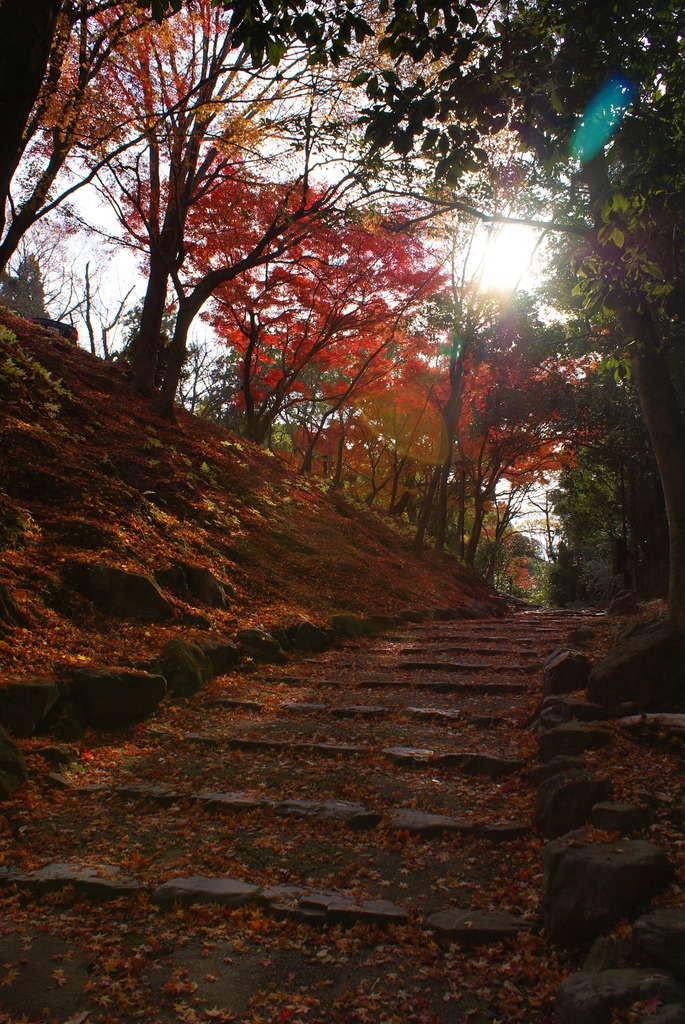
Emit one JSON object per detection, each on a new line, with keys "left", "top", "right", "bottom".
{"left": 571, "top": 75, "right": 635, "bottom": 163}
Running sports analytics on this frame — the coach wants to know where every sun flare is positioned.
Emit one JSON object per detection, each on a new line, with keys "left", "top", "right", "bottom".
{"left": 474, "top": 223, "right": 541, "bottom": 294}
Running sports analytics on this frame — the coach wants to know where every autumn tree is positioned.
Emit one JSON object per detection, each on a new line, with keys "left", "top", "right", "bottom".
{"left": 0, "top": 0, "right": 148, "bottom": 274}
{"left": 207, "top": 208, "right": 441, "bottom": 452}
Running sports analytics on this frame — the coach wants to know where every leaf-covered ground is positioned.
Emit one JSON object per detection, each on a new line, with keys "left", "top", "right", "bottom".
{"left": 1, "top": 312, "right": 684, "bottom": 1024}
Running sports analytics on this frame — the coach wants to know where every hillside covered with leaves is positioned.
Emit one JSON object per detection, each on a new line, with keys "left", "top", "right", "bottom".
{"left": 0, "top": 309, "right": 501, "bottom": 685}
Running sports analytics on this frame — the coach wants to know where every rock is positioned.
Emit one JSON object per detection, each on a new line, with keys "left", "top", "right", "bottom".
{"left": 66, "top": 562, "right": 173, "bottom": 621}
{"left": 236, "top": 627, "right": 287, "bottom": 664}
{"left": 71, "top": 668, "right": 167, "bottom": 729}
{"left": 0, "top": 725, "right": 28, "bottom": 799}
{"left": 535, "top": 695, "right": 610, "bottom": 724}
{"left": 332, "top": 704, "right": 386, "bottom": 718}
{"left": 555, "top": 968, "right": 684, "bottom": 1024}
{"left": 618, "top": 713, "right": 685, "bottom": 739}
{"left": 427, "top": 607, "right": 462, "bottom": 621}
{"left": 7, "top": 862, "right": 141, "bottom": 898}
{"left": 480, "top": 821, "right": 531, "bottom": 842}
{"left": 383, "top": 746, "right": 434, "bottom": 765}
{"left": 33, "top": 743, "right": 78, "bottom": 769}
{"left": 183, "top": 564, "right": 231, "bottom": 607}
{"left": 427, "top": 908, "right": 531, "bottom": 944}
{"left": 259, "top": 885, "right": 328, "bottom": 922}
{"left": 542, "top": 647, "right": 590, "bottom": 697}
{"left": 288, "top": 621, "right": 332, "bottom": 653}
{"left": 632, "top": 907, "right": 685, "bottom": 980}
{"left": 543, "top": 835, "right": 673, "bottom": 947}
{"left": 196, "top": 791, "right": 271, "bottom": 813}
{"left": 591, "top": 802, "right": 646, "bottom": 834}
{"left": 151, "top": 876, "right": 259, "bottom": 907}
{"left": 568, "top": 625, "right": 597, "bottom": 645}
{"left": 399, "top": 609, "right": 424, "bottom": 623}
{"left": 0, "top": 680, "right": 60, "bottom": 737}
{"left": 325, "top": 897, "right": 408, "bottom": 926}
{"left": 608, "top": 590, "right": 640, "bottom": 616}
{"left": 538, "top": 722, "right": 612, "bottom": 761}
{"left": 528, "top": 756, "right": 587, "bottom": 785}
{"left": 275, "top": 799, "right": 381, "bottom": 830}
{"left": 360, "top": 614, "right": 401, "bottom": 634}
{"left": 638, "top": 1005, "right": 685, "bottom": 1023}
{"left": 583, "top": 935, "right": 631, "bottom": 973}
{"left": 156, "top": 562, "right": 230, "bottom": 608}
{"left": 587, "top": 620, "right": 685, "bottom": 711}
{"left": 535, "top": 771, "right": 612, "bottom": 838}
{"left": 389, "top": 809, "right": 476, "bottom": 837}
{"left": 202, "top": 639, "right": 241, "bottom": 676}
{"left": 158, "top": 638, "right": 213, "bottom": 697}
{"left": 435, "top": 751, "right": 523, "bottom": 777}
{"left": 330, "top": 614, "right": 365, "bottom": 638}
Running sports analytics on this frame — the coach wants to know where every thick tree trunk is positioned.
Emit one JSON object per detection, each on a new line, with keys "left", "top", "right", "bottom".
{"left": 151, "top": 300, "right": 194, "bottom": 420}
{"left": 0, "top": 0, "right": 60, "bottom": 242}
{"left": 621, "top": 308, "right": 685, "bottom": 634}
{"left": 464, "top": 491, "right": 485, "bottom": 567}
{"left": 131, "top": 253, "right": 170, "bottom": 395}
{"left": 413, "top": 465, "right": 440, "bottom": 554}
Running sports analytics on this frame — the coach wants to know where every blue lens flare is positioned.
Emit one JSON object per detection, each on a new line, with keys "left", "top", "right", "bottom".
{"left": 570, "top": 75, "right": 636, "bottom": 162}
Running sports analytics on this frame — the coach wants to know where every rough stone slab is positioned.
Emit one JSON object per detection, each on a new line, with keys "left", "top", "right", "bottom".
{"left": 618, "top": 713, "right": 685, "bottom": 738}
{"left": 305, "top": 743, "right": 364, "bottom": 758}
{"left": 151, "top": 876, "right": 259, "bottom": 907}
{"left": 227, "top": 737, "right": 288, "bottom": 752}
{"left": 195, "top": 791, "right": 271, "bottom": 813}
{"left": 481, "top": 821, "right": 531, "bottom": 842}
{"left": 538, "top": 722, "right": 613, "bottom": 762}
{"left": 258, "top": 885, "right": 327, "bottom": 921}
{"left": 325, "top": 898, "right": 408, "bottom": 926}
{"left": 281, "top": 702, "right": 328, "bottom": 713}
{"left": 406, "top": 706, "right": 462, "bottom": 723}
{"left": 413, "top": 680, "right": 526, "bottom": 695}
{"left": 332, "top": 705, "right": 387, "bottom": 718}
{"left": 47, "top": 773, "right": 108, "bottom": 793}
{"left": 400, "top": 660, "right": 529, "bottom": 673}
{"left": 208, "top": 698, "right": 263, "bottom": 710}
{"left": 383, "top": 746, "right": 434, "bottom": 765}
{"left": 592, "top": 802, "right": 646, "bottom": 834}
{"left": 114, "top": 784, "right": 179, "bottom": 805}
{"left": 7, "top": 863, "right": 141, "bottom": 899}
{"left": 184, "top": 732, "right": 221, "bottom": 746}
{"left": 435, "top": 751, "right": 523, "bottom": 777}
{"left": 390, "top": 809, "right": 477, "bottom": 837}
{"left": 467, "top": 713, "right": 504, "bottom": 727}
{"left": 427, "top": 908, "right": 531, "bottom": 944}
{"left": 543, "top": 836, "right": 673, "bottom": 947}
{"left": 632, "top": 908, "right": 685, "bottom": 980}
{"left": 275, "top": 799, "right": 381, "bottom": 829}
{"left": 555, "top": 968, "right": 685, "bottom": 1024}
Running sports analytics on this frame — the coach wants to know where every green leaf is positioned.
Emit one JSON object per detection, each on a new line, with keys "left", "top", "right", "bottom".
{"left": 609, "top": 227, "right": 625, "bottom": 248}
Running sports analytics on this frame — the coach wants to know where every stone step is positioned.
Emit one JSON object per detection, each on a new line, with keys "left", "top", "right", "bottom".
{"left": 0, "top": 863, "right": 531, "bottom": 940}
{"left": 46, "top": 775, "right": 528, "bottom": 839}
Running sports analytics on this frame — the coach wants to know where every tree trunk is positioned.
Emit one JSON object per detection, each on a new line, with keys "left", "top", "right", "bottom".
{"left": 131, "top": 252, "right": 170, "bottom": 395}
{"left": 463, "top": 491, "right": 485, "bottom": 567}
{"left": 621, "top": 307, "right": 685, "bottom": 633}
{"left": 434, "top": 456, "right": 451, "bottom": 551}
{"left": 413, "top": 465, "right": 440, "bottom": 554}
{"left": 151, "top": 300, "right": 194, "bottom": 420}
{"left": 0, "top": 0, "right": 60, "bottom": 243}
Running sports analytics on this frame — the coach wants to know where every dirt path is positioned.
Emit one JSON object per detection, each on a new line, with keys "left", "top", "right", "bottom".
{"left": 0, "top": 609, "right": 601, "bottom": 1024}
